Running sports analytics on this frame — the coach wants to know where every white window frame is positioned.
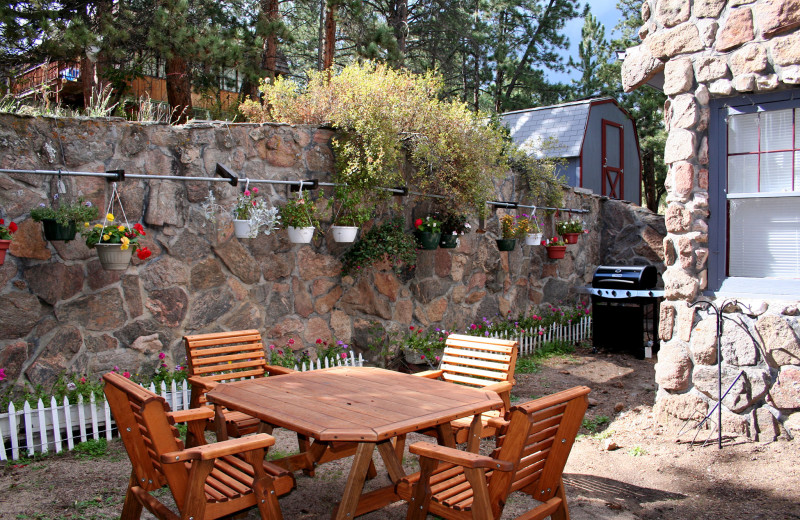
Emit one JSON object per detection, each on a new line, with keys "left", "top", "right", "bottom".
{"left": 708, "top": 90, "right": 800, "bottom": 297}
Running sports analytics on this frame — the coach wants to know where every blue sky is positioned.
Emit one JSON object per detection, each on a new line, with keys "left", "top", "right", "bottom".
{"left": 547, "top": 1, "right": 623, "bottom": 84}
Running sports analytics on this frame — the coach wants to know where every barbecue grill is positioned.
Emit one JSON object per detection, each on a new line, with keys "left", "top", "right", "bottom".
{"left": 589, "top": 265, "right": 664, "bottom": 359}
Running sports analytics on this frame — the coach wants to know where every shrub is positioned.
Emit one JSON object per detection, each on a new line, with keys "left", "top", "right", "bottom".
{"left": 341, "top": 217, "right": 417, "bottom": 277}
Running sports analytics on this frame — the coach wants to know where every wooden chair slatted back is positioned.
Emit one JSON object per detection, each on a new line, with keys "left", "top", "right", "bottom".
{"left": 103, "top": 372, "right": 189, "bottom": 501}
{"left": 489, "top": 386, "right": 590, "bottom": 502}
{"left": 439, "top": 334, "right": 518, "bottom": 389}
{"left": 184, "top": 330, "right": 269, "bottom": 405}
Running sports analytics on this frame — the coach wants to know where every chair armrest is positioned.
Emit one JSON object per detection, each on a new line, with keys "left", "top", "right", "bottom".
{"left": 265, "top": 364, "right": 296, "bottom": 376}
{"left": 482, "top": 381, "right": 512, "bottom": 396}
{"left": 486, "top": 416, "right": 510, "bottom": 430}
{"left": 188, "top": 375, "right": 218, "bottom": 393}
{"left": 167, "top": 407, "right": 214, "bottom": 424}
{"left": 161, "top": 433, "right": 276, "bottom": 463}
{"left": 409, "top": 441, "right": 514, "bottom": 471}
{"left": 414, "top": 369, "right": 444, "bottom": 379}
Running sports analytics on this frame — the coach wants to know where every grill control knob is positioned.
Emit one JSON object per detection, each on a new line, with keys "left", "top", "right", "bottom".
{"left": 626, "top": 291, "right": 631, "bottom": 297}
{"left": 611, "top": 290, "right": 617, "bottom": 297}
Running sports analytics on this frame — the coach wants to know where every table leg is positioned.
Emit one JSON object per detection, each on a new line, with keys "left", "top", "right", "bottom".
{"left": 376, "top": 439, "right": 406, "bottom": 483}
{"left": 333, "top": 442, "right": 375, "bottom": 520}
{"left": 435, "top": 422, "right": 456, "bottom": 448}
{"left": 213, "top": 405, "right": 228, "bottom": 441}
{"left": 466, "top": 414, "right": 483, "bottom": 453}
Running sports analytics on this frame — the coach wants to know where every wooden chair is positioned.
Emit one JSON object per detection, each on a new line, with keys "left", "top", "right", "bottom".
{"left": 103, "top": 371, "right": 296, "bottom": 520}
{"left": 397, "top": 386, "right": 590, "bottom": 520}
{"left": 416, "top": 334, "right": 518, "bottom": 444}
{"left": 184, "top": 329, "right": 295, "bottom": 441}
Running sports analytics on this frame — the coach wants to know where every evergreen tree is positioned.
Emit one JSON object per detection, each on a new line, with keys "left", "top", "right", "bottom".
{"left": 570, "top": 4, "right": 611, "bottom": 99}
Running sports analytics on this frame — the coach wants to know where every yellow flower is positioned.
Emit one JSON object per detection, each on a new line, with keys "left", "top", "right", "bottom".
{"left": 94, "top": 223, "right": 103, "bottom": 229}
{"left": 120, "top": 243, "right": 129, "bottom": 251}
{"left": 84, "top": 222, "right": 90, "bottom": 228}
{"left": 106, "top": 213, "right": 114, "bottom": 222}
{"left": 121, "top": 236, "right": 130, "bottom": 246}
{"left": 102, "top": 234, "right": 110, "bottom": 241}
{"left": 117, "top": 225, "right": 125, "bottom": 232}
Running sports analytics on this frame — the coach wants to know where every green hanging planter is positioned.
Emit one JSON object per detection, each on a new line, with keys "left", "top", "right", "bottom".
{"left": 42, "top": 219, "right": 77, "bottom": 242}
{"left": 439, "top": 234, "right": 458, "bottom": 249}
{"left": 496, "top": 239, "right": 516, "bottom": 252}
{"left": 415, "top": 231, "right": 441, "bottom": 250}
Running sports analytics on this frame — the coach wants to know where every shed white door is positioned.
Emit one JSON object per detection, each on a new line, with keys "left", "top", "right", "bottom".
{"left": 602, "top": 119, "right": 624, "bottom": 199}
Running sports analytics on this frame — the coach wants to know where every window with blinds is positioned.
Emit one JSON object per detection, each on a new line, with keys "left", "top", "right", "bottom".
{"left": 726, "top": 108, "right": 800, "bottom": 279}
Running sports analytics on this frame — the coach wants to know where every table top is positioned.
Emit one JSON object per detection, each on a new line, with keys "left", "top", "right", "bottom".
{"left": 206, "top": 366, "right": 503, "bottom": 442}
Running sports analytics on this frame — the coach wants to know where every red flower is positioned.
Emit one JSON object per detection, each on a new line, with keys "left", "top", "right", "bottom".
{"left": 136, "top": 247, "right": 152, "bottom": 260}
{"left": 414, "top": 218, "right": 422, "bottom": 228}
{"left": 316, "top": 338, "right": 322, "bottom": 344}
{"left": 8, "top": 222, "right": 17, "bottom": 233}
{"left": 409, "top": 326, "right": 415, "bottom": 331}
{"left": 122, "top": 371, "right": 131, "bottom": 379}
{"left": 133, "top": 223, "right": 145, "bottom": 235}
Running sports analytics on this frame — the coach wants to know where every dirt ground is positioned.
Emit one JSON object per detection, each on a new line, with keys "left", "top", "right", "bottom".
{"left": 2, "top": 346, "right": 799, "bottom": 520}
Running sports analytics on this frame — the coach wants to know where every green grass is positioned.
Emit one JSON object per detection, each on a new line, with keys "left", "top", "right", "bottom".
{"left": 514, "top": 340, "right": 577, "bottom": 374}
{"left": 581, "top": 415, "right": 610, "bottom": 433}
{"left": 73, "top": 439, "right": 108, "bottom": 459}
{"left": 628, "top": 445, "right": 647, "bottom": 457}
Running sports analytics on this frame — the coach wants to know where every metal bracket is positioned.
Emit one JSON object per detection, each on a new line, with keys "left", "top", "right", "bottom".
{"left": 215, "top": 163, "right": 239, "bottom": 186}
{"left": 105, "top": 169, "right": 125, "bottom": 183}
{"left": 289, "top": 179, "right": 318, "bottom": 192}
{"left": 392, "top": 186, "right": 409, "bottom": 196}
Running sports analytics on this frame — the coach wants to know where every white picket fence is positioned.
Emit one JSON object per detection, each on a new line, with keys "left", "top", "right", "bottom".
{"left": 0, "top": 352, "right": 363, "bottom": 462}
{"left": 492, "top": 315, "right": 592, "bottom": 356}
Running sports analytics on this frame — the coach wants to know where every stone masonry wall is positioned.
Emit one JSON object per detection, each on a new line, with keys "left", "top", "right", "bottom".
{"left": 623, "top": 0, "right": 800, "bottom": 440}
{"left": 0, "top": 114, "right": 663, "bottom": 396}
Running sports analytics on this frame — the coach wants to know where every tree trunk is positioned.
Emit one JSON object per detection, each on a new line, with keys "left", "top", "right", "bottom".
{"left": 322, "top": 4, "right": 337, "bottom": 71}
{"left": 80, "top": 55, "right": 97, "bottom": 109}
{"left": 166, "top": 56, "right": 192, "bottom": 124}
{"left": 642, "top": 150, "right": 657, "bottom": 212}
{"left": 260, "top": 0, "right": 280, "bottom": 82}
{"left": 387, "top": 0, "right": 408, "bottom": 62}
{"left": 317, "top": 0, "right": 325, "bottom": 70}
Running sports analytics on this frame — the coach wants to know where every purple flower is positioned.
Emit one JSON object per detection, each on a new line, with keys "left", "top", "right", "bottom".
{"left": 85, "top": 201, "right": 92, "bottom": 207}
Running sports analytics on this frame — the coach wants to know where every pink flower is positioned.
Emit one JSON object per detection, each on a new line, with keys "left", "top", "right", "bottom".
{"left": 269, "top": 344, "right": 276, "bottom": 350}
{"left": 252, "top": 187, "right": 259, "bottom": 194}
{"left": 277, "top": 349, "right": 284, "bottom": 355}
{"left": 470, "top": 324, "right": 477, "bottom": 330}
{"left": 0, "top": 368, "right": 6, "bottom": 381}
{"left": 288, "top": 338, "right": 295, "bottom": 345}
{"left": 244, "top": 190, "right": 251, "bottom": 196}
{"left": 420, "top": 355, "right": 426, "bottom": 360}
{"left": 80, "top": 377, "right": 86, "bottom": 383}
{"left": 435, "top": 356, "right": 440, "bottom": 362}
{"left": 113, "top": 366, "right": 119, "bottom": 372}
{"left": 158, "top": 352, "right": 166, "bottom": 360}
{"left": 122, "top": 371, "right": 131, "bottom": 379}
{"left": 340, "top": 353, "right": 347, "bottom": 359}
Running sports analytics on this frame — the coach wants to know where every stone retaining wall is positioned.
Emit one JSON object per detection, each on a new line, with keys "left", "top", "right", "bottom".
{"left": 0, "top": 114, "right": 663, "bottom": 394}
{"left": 623, "top": 0, "right": 800, "bottom": 440}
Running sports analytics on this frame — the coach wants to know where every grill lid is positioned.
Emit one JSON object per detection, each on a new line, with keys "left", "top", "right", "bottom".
{"left": 592, "top": 265, "right": 657, "bottom": 289}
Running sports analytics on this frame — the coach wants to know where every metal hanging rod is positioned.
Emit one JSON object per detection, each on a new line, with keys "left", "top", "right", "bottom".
{"left": 0, "top": 165, "right": 588, "bottom": 212}
{"left": 486, "top": 201, "right": 589, "bottom": 214}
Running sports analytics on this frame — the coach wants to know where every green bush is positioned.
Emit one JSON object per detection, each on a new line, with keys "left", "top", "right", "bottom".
{"left": 341, "top": 217, "right": 417, "bottom": 277}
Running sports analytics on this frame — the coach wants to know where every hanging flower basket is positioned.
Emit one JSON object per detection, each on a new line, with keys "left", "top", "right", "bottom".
{"left": 496, "top": 238, "right": 516, "bottom": 251}
{"left": 415, "top": 231, "right": 441, "bottom": 250}
{"left": 233, "top": 219, "right": 253, "bottom": 239}
{"left": 562, "top": 232, "right": 580, "bottom": 244}
{"left": 439, "top": 234, "right": 458, "bottom": 249}
{"left": 95, "top": 243, "right": 134, "bottom": 270}
{"left": 546, "top": 245, "right": 567, "bottom": 259}
{"left": 0, "top": 239, "right": 10, "bottom": 266}
{"left": 288, "top": 226, "right": 315, "bottom": 244}
{"left": 331, "top": 225, "right": 359, "bottom": 243}
{"left": 42, "top": 219, "right": 77, "bottom": 241}
{"left": 525, "top": 232, "right": 543, "bottom": 246}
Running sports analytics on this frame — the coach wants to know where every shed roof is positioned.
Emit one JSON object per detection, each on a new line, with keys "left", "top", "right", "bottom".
{"left": 501, "top": 98, "right": 615, "bottom": 159}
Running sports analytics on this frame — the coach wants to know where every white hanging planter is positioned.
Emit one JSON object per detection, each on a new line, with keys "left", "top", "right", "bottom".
{"left": 331, "top": 226, "right": 359, "bottom": 243}
{"left": 233, "top": 219, "right": 253, "bottom": 238}
{"left": 287, "top": 226, "right": 315, "bottom": 244}
{"left": 525, "top": 232, "right": 543, "bottom": 246}
{"left": 95, "top": 243, "right": 133, "bottom": 270}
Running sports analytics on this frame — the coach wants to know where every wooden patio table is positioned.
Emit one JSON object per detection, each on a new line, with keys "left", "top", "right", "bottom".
{"left": 206, "top": 366, "right": 504, "bottom": 519}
